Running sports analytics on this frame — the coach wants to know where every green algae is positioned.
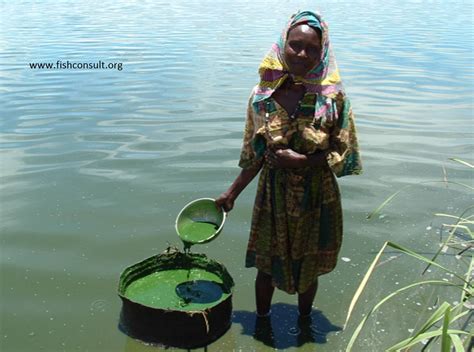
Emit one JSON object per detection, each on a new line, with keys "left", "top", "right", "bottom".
{"left": 124, "top": 268, "right": 229, "bottom": 311}
{"left": 119, "top": 252, "right": 234, "bottom": 312}
{"left": 179, "top": 221, "right": 219, "bottom": 244}
{"left": 175, "top": 198, "right": 225, "bottom": 247}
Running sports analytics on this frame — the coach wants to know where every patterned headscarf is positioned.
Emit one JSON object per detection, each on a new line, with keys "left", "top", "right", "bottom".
{"left": 252, "top": 11, "right": 344, "bottom": 114}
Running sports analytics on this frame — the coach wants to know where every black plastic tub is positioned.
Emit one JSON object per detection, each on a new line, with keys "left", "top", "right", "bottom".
{"left": 118, "top": 251, "right": 234, "bottom": 348}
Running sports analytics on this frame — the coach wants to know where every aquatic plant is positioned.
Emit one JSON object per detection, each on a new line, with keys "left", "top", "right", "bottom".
{"left": 344, "top": 158, "right": 473, "bottom": 351}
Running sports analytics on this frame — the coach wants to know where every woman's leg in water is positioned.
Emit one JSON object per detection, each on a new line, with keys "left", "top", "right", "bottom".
{"left": 298, "top": 278, "right": 318, "bottom": 316}
{"left": 255, "top": 270, "right": 275, "bottom": 316}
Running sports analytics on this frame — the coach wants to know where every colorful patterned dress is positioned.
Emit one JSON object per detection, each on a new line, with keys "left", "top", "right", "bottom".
{"left": 239, "top": 89, "right": 361, "bottom": 294}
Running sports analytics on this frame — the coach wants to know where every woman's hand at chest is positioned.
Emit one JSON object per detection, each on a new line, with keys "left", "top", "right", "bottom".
{"left": 265, "top": 148, "right": 304, "bottom": 168}
{"left": 265, "top": 148, "right": 328, "bottom": 169}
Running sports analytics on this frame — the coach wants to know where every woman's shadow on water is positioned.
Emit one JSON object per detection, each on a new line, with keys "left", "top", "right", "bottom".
{"left": 232, "top": 303, "right": 342, "bottom": 349}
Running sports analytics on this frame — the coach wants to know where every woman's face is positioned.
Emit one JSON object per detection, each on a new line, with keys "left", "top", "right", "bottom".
{"left": 284, "top": 24, "right": 322, "bottom": 77}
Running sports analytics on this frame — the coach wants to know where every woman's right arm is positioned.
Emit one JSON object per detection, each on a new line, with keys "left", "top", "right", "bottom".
{"left": 215, "top": 162, "right": 262, "bottom": 212}
{"left": 216, "top": 89, "right": 264, "bottom": 212}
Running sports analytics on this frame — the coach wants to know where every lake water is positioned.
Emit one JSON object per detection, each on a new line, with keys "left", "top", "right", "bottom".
{"left": 1, "top": 0, "right": 472, "bottom": 351}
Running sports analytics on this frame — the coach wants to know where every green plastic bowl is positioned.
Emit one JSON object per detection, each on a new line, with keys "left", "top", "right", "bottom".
{"left": 175, "top": 198, "right": 226, "bottom": 245}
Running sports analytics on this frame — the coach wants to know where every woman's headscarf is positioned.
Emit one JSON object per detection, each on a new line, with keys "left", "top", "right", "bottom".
{"left": 252, "top": 11, "right": 344, "bottom": 114}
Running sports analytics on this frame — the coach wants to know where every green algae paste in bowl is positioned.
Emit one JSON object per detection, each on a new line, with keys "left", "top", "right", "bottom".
{"left": 175, "top": 198, "right": 226, "bottom": 246}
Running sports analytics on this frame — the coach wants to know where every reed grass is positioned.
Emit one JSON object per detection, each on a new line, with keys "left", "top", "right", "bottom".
{"left": 345, "top": 158, "right": 473, "bottom": 352}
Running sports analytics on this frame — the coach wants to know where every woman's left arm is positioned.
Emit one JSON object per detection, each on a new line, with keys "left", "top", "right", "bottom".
{"left": 324, "top": 95, "right": 362, "bottom": 177}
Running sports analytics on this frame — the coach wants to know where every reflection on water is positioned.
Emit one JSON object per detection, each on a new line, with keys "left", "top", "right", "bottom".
{"left": 0, "top": 0, "right": 472, "bottom": 351}
{"left": 233, "top": 303, "right": 342, "bottom": 350}
{"left": 175, "top": 280, "right": 223, "bottom": 304}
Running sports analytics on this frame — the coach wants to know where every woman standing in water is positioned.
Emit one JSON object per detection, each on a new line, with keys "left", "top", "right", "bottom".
{"left": 216, "top": 11, "right": 362, "bottom": 318}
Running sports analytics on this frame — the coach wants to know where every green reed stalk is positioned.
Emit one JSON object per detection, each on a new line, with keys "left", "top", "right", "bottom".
{"left": 345, "top": 158, "right": 473, "bottom": 351}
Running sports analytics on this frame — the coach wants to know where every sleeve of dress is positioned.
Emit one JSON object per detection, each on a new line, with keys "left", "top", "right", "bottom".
{"left": 326, "top": 94, "right": 363, "bottom": 177}
{"left": 238, "top": 93, "right": 265, "bottom": 169}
